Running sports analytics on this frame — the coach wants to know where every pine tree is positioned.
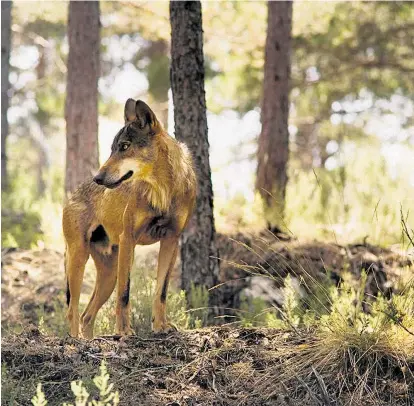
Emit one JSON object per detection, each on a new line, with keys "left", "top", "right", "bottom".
{"left": 170, "top": 0, "right": 221, "bottom": 316}
{"left": 256, "top": 1, "right": 293, "bottom": 232}
{"left": 65, "top": 0, "right": 100, "bottom": 196}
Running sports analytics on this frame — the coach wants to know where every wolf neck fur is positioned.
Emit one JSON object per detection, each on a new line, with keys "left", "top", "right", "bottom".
{"left": 141, "top": 131, "right": 193, "bottom": 213}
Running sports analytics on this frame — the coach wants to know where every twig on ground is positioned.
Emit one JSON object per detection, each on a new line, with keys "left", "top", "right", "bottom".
{"left": 312, "top": 366, "right": 331, "bottom": 405}
{"left": 281, "top": 382, "right": 297, "bottom": 406}
{"left": 381, "top": 310, "right": 414, "bottom": 337}
{"left": 400, "top": 205, "right": 414, "bottom": 249}
{"left": 296, "top": 375, "right": 322, "bottom": 405}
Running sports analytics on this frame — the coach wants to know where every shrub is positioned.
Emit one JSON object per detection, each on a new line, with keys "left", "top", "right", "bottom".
{"left": 31, "top": 361, "right": 119, "bottom": 406}
{"left": 187, "top": 282, "right": 210, "bottom": 329}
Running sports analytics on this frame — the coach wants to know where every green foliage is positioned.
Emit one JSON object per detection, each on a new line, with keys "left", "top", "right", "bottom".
{"left": 167, "top": 289, "right": 190, "bottom": 330}
{"left": 320, "top": 278, "right": 414, "bottom": 340}
{"left": 129, "top": 267, "right": 189, "bottom": 333}
{"left": 2, "top": 133, "right": 66, "bottom": 249}
{"left": 1, "top": 180, "right": 43, "bottom": 249}
{"left": 202, "top": 2, "right": 413, "bottom": 115}
{"left": 300, "top": 271, "right": 335, "bottom": 325}
{"left": 281, "top": 275, "right": 302, "bottom": 328}
{"left": 238, "top": 274, "right": 332, "bottom": 330}
{"left": 238, "top": 269, "right": 414, "bottom": 353}
{"left": 202, "top": 1, "right": 266, "bottom": 113}
{"left": 31, "top": 361, "right": 119, "bottom": 406}
{"left": 187, "top": 282, "right": 210, "bottom": 329}
{"left": 213, "top": 135, "right": 413, "bottom": 246}
{"left": 286, "top": 138, "right": 414, "bottom": 245}
{"left": 239, "top": 293, "right": 282, "bottom": 328}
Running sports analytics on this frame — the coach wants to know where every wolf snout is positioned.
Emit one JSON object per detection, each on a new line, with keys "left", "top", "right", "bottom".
{"left": 93, "top": 172, "right": 106, "bottom": 185}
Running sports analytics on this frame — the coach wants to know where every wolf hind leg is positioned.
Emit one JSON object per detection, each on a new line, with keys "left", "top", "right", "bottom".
{"left": 81, "top": 246, "right": 118, "bottom": 339}
{"left": 66, "top": 242, "right": 89, "bottom": 338}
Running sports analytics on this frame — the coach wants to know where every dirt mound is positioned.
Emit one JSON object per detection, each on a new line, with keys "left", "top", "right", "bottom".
{"left": 215, "top": 233, "right": 413, "bottom": 313}
{"left": 2, "top": 326, "right": 413, "bottom": 405}
{"left": 2, "top": 240, "right": 413, "bottom": 405}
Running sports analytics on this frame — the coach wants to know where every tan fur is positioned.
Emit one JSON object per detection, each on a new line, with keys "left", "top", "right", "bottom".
{"left": 63, "top": 100, "right": 196, "bottom": 338}
{"left": 141, "top": 135, "right": 195, "bottom": 213}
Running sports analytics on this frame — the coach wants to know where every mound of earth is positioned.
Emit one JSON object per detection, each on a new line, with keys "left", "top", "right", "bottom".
{"left": 1, "top": 234, "right": 412, "bottom": 329}
{"left": 2, "top": 238, "right": 413, "bottom": 405}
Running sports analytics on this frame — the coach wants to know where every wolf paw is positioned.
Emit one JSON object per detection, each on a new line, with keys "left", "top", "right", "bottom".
{"left": 116, "top": 326, "right": 135, "bottom": 336}
{"left": 152, "top": 320, "right": 178, "bottom": 335}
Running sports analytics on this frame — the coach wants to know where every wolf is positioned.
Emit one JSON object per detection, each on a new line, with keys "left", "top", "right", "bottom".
{"left": 62, "top": 99, "right": 196, "bottom": 338}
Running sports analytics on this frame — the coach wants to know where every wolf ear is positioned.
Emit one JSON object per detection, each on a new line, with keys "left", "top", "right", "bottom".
{"left": 124, "top": 98, "right": 137, "bottom": 122}
{"left": 135, "top": 100, "right": 157, "bottom": 130}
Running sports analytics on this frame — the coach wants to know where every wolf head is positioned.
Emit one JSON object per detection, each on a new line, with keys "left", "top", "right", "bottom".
{"left": 94, "top": 99, "right": 162, "bottom": 189}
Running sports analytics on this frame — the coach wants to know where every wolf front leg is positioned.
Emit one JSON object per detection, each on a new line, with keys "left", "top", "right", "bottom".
{"left": 65, "top": 242, "right": 89, "bottom": 337}
{"left": 152, "top": 237, "right": 179, "bottom": 333}
{"left": 115, "top": 228, "right": 136, "bottom": 336}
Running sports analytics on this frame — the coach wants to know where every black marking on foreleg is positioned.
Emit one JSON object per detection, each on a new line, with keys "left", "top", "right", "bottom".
{"left": 160, "top": 270, "right": 171, "bottom": 303}
{"left": 121, "top": 275, "right": 131, "bottom": 307}
{"left": 66, "top": 279, "right": 71, "bottom": 306}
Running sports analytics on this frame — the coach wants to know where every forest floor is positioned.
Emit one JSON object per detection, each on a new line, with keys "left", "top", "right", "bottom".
{"left": 2, "top": 325, "right": 413, "bottom": 406}
{"left": 1, "top": 235, "right": 413, "bottom": 405}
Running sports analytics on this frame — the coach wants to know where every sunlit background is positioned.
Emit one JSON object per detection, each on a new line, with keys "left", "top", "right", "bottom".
{"left": 3, "top": 1, "right": 414, "bottom": 250}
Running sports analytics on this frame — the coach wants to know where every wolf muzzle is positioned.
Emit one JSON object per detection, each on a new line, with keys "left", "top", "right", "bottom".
{"left": 93, "top": 170, "right": 133, "bottom": 189}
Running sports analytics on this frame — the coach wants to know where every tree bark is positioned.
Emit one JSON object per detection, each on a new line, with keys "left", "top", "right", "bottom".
{"left": 256, "top": 1, "right": 293, "bottom": 232}
{"left": 65, "top": 1, "right": 100, "bottom": 197}
{"left": 1, "top": 1, "right": 12, "bottom": 191}
{"left": 170, "top": 1, "right": 221, "bottom": 314}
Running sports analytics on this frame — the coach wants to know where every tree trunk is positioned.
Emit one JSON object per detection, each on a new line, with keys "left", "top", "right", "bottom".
{"left": 170, "top": 1, "right": 221, "bottom": 315}
{"left": 1, "top": 1, "right": 12, "bottom": 191}
{"left": 65, "top": 1, "right": 100, "bottom": 197}
{"left": 256, "top": 1, "right": 293, "bottom": 232}
{"left": 34, "top": 45, "right": 49, "bottom": 198}
{"left": 145, "top": 39, "right": 170, "bottom": 131}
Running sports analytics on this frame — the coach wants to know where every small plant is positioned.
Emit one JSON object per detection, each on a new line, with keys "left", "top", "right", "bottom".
{"left": 31, "top": 384, "right": 47, "bottom": 406}
{"left": 35, "top": 293, "right": 69, "bottom": 337}
{"left": 238, "top": 275, "right": 307, "bottom": 329}
{"left": 280, "top": 275, "right": 302, "bottom": 328}
{"left": 187, "top": 281, "right": 209, "bottom": 328}
{"left": 38, "top": 316, "right": 47, "bottom": 336}
{"left": 31, "top": 361, "right": 119, "bottom": 406}
{"left": 238, "top": 294, "right": 281, "bottom": 328}
{"left": 166, "top": 289, "right": 189, "bottom": 329}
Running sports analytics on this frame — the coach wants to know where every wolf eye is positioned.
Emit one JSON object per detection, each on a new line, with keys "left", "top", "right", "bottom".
{"left": 120, "top": 143, "right": 130, "bottom": 151}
